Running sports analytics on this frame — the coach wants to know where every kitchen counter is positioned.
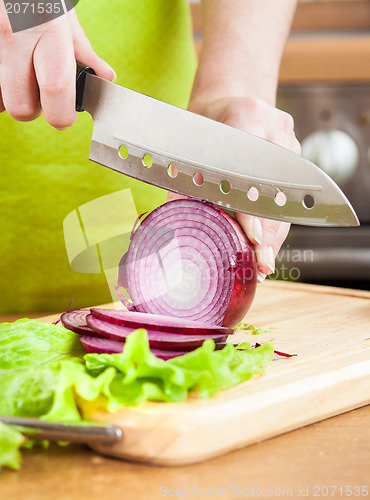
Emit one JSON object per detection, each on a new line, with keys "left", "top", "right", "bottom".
{"left": 1, "top": 281, "right": 369, "bottom": 499}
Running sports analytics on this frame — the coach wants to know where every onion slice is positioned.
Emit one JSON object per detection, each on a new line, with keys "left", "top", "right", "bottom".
{"left": 86, "top": 315, "right": 228, "bottom": 349}
{"left": 89, "top": 308, "right": 233, "bottom": 335}
{"left": 80, "top": 335, "right": 192, "bottom": 360}
{"left": 80, "top": 335, "right": 124, "bottom": 354}
{"left": 60, "top": 310, "right": 93, "bottom": 335}
{"left": 118, "top": 199, "right": 257, "bottom": 328}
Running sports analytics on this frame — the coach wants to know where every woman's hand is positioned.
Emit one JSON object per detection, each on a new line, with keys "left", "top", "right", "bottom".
{"left": 0, "top": 7, "right": 115, "bottom": 129}
{"left": 193, "top": 96, "right": 301, "bottom": 281}
{"left": 167, "top": 96, "right": 301, "bottom": 282}
{"left": 173, "top": 0, "right": 300, "bottom": 282}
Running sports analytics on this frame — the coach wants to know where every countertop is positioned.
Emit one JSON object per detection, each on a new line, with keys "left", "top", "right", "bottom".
{"left": 0, "top": 281, "right": 369, "bottom": 499}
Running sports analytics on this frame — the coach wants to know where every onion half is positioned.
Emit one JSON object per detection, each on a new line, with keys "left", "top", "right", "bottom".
{"left": 118, "top": 199, "right": 257, "bottom": 328}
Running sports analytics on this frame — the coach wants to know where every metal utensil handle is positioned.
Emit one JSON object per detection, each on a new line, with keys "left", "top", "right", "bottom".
{"left": 0, "top": 416, "right": 122, "bottom": 445}
{"left": 76, "top": 63, "right": 96, "bottom": 112}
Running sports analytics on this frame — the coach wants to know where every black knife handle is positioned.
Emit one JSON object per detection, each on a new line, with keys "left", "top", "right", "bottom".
{"left": 76, "top": 63, "right": 96, "bottom": 112}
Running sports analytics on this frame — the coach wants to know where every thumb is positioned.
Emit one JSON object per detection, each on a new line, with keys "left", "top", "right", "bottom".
{"left": 70, "top": 14, "right": 117, "bottom": 82}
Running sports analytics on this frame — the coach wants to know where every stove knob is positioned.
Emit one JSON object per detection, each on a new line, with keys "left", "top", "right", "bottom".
{"left": 301, "top": 130, "right": 358, "bottom": 185}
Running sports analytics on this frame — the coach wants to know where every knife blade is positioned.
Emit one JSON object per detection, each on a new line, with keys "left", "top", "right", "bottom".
{"left": 76, "top": 66, "right": 359, "bottom": 227}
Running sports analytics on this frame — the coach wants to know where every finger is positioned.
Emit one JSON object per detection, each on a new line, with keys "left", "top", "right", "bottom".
{"left": 235, "top": 213, "right": 263, "bottom": 246}
{"left": 166, "top": 192, "right": 187, "bottom": 203}
{"left": 236, "top": 213, "right": 267, "bottom": 283}
{"left": 255, "top": 219, "right": 290, "bottom": 276}
{"left": 266, "top": 129, "right": 301, "bottom": 156}
{"left": 33, "top": 25, "right": 77, "bottom": 129}
{"left": 225, "top": 113, "right": 266, "bottom": 139}
{"left": 237, "top": 211, "right": 290, "bottom": 278}
{"left": 266, "top": 109, "right": 301, "bottom": 154}
{"left": 0, "top": 44, "right": 41, "bottom": 121}
{"left": 255, "top": 244, "right": 275, "bottom": 277}
{"left": 290, "top": 135, "right": 302, "bottom": 155}
{"left": 70, "top": 11, "right": 116, "bottom": 82}
{"left": 273, "top": 222, "right": 291, "bottom": 260}
{"left": 0, "top": 88, "right": 5, "bottom": 113}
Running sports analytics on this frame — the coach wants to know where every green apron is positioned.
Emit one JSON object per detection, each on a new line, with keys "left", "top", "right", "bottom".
{"left": 0, "top": 0, "right": 196, "bottom": 313}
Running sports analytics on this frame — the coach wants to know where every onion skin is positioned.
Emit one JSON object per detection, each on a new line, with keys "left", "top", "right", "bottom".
{"left": 216, "top": 208, "right": 257, "bottom": 328}
{"left": 118, "top": 200, "right": 257, "bottom": 328}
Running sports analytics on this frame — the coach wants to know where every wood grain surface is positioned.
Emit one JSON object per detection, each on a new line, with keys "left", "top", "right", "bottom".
{"left": 0, "top": 281, "right": 369, "bottom": 498}
{"left": 0, "top": 406, "right": 369, "bottom": 500}
{"left": 80, "top": 282, "right": 370, "bottom": 465}
{"left": 0, "top": 281, "right": 369, "bottom": 497}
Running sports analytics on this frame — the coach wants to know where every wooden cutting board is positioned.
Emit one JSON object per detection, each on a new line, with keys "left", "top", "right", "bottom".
{"left": 45, "top": 281, "right": 370, "bottom": 466}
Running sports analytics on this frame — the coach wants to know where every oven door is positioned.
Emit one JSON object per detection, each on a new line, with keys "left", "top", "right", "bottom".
{"left": 276, "top": 83, "right": 370, "bottom": 289}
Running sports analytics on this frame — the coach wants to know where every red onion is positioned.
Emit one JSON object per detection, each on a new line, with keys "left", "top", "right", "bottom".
{"left": 118, "top": 199, "right": 257, "bottom": 328}
{"left": 89, "top": 308, "right": 233, "bottom": 335}
{"left": 86, "top": 314, "right": 228, "bottom": 349}
{"left": 61, "top": 310, "right": 93, "bottom": 335}
{"left": 80, "top": 335, "right": 194, "bottom": 360}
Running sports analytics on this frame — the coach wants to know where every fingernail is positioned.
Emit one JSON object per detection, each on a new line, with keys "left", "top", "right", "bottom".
{"left": 56, "top": 127, "right": 67, "bottom": 131}
{"left": 257, "top": 272, "right": 267, "bottom": 283}
{"left": 256, "top": 246, "right": 275, "bottom": 274}
{"left": 109, "top": 66, "right": 117, "bottom": 82}
{"left": 253, "top": 218, "right": 263, "bottom": 246}
{"left": 267, "top": 246, "right": 275, "bottom": 274}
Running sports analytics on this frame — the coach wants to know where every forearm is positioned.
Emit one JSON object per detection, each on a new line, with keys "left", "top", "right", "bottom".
{"left": 187, "top": 0, "right": 300, "bottom": 279}
{"left": 190, "top": 0, "right": 297, "bottom": 107}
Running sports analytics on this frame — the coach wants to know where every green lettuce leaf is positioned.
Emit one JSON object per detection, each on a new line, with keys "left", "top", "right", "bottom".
{"left": 0, "top": 319, "right": 274, "bottom": 470}
{"left": 0, "top": 318, "right": 84, "bottom": 371}
{"left": 0, "top": 422, "right": 26, "bottom": 470}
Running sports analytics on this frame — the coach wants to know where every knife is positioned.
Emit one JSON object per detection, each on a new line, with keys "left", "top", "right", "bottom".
{"left": 76, "top": 65, "right": 359, "bottom": 227}
{"left": 0, "top": 416, "right": 122, "bottom": 445}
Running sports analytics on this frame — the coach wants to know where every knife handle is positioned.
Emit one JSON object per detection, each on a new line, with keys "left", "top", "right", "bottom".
{"left": 76, "top": 63, "right": 96, "bottom": 112}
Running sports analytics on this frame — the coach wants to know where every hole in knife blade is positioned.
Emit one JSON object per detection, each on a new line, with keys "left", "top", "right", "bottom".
{"left": 142, "top": 154, "right": 153, "bottom": 168}
{"left": 303, "top": 194, "right": 315, "bottom": 210}
{"left": 167, "top": 164, "right": 178, "bottom": 178}
{"left": 274, "top": 191, "right": 287, "bottom": 207}
{"left": 193, "top": 172, "right": 204, "bottom": 186}
{"left": 247, "top": 187, "right": 259, "bottom": 202}
{"left": 220, "top": 180, "right": 230, "bottom": 194}
{"left": 118, "top": 145, "right": 128, "bottom": 159}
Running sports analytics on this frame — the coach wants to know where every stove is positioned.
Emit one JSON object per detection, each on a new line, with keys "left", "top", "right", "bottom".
{"left": 276, "top": 82, "right": 370, "bottom": 288}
